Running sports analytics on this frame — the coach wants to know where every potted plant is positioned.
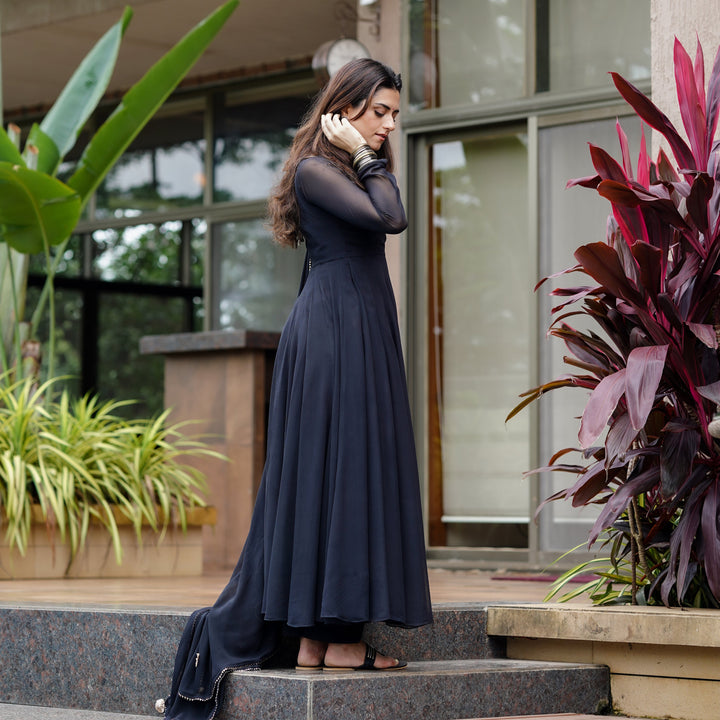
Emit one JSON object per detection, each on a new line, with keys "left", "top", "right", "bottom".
{"left": 0, "top": 2, "right": 238, "bottom": 575}
{"left": 508, "top": 37, "right": 720, "bottom": 608}
{"left": 0, "top": 372, "right": 221, "bottom": 577}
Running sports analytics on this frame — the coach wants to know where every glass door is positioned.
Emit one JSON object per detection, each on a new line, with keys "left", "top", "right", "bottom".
{"left": 425, "top": 129, "right": 532, "bottom": 548}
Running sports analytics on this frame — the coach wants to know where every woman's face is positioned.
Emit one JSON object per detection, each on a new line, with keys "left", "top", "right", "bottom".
{"left": 344, "top": 87, "right": 400, "bottom": 152}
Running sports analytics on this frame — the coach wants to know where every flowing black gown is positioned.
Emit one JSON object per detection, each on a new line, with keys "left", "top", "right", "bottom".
{"left": 163, "top": 156, "right": 432, "bottom": 720}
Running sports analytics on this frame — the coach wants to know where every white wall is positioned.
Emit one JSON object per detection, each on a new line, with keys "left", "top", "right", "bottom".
{"left": 651, "top": 0, "right": 720, "bottom": 156}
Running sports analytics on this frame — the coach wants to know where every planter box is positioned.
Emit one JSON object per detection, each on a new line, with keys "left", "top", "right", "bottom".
{"left": 487, "top": 603, "right": 720, "bottom": 720}
{"left": 0, "top": 505, "right": 216, "bottom": 580}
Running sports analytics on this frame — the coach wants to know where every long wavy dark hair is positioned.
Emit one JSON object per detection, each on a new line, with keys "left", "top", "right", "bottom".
{"left": 268, "top": 58, "right": 402, "bottom": 247}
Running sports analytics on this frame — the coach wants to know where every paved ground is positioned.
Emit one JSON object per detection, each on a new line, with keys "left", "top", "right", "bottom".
{"left": 0, "top": 568, "right": 571, "bottom": 608}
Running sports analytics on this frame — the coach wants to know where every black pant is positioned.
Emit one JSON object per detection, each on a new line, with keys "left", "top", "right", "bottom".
{"left": 285, "top": 621, "right": 364, "bottom": 643}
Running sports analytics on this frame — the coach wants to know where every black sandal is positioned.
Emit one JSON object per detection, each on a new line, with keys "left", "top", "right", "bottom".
{"left": 324, "top": 643, "right": 407, "bottom": 671}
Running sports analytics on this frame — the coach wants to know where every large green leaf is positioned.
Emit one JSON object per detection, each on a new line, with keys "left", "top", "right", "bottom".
{"left": 38, "top": 7, "right": 133, "bottom": 166}
{"left": 68, "top": 0, "right": 239, "bottom": 204}
{"left": 25, "top": 124, "right": 60, "bottom": 176}
{"left": 0, "top": 127, "right": 24, "bottom": 166}
{"left": 0, "top": 246, "right": 28, "bottom": 369}
{"left": 0, "top": 163, "right": 81, "bottom": 253}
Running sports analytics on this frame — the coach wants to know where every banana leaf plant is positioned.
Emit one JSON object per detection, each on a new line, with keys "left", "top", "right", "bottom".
{"left": 509, "top": 37, "right": 720, "bottom": 607}
{"left": 0, "top": 0, "right": 238, "bottom": 382}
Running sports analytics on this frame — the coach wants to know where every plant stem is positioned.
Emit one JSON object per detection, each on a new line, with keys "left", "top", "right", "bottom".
{"left": 631, "top": 497, "right": 649, "bottom": 575}
{"left": 42, "top": 237, "right": 56, "bottom": 382}
{"left": 29, "top": 237, "right": 67, "bottom": 337}
{"left": 629, "top": 515, "right": 638, "bottom": 604}
{"left": 6, "top": 250, "right": 24, "bottom": 381}
{"left": 627, "top": 497, "right": 649, "bottom": 605}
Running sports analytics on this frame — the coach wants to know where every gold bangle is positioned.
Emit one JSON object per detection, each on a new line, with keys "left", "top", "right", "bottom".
{"left": 352, "top": 144, "right": 377, "bottom": 171}
{"left": 353, "top": 153, "right": 377, "bottom": 172}
{"left": 351, "top": 143, "right": 372, "bottom": 161}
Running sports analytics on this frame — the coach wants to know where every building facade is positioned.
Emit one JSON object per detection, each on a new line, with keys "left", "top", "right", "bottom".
{"left": 2, "top": 0, "right": 718, "bottom": 566}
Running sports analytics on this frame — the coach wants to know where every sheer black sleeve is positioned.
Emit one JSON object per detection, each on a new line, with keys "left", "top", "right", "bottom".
{"left": 295, "top": 157, "right": 408, "bottom": 234}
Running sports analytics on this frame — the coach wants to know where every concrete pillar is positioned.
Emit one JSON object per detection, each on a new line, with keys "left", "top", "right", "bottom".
{"left": 651, "top": 0, "right": 720, "bottom": 157}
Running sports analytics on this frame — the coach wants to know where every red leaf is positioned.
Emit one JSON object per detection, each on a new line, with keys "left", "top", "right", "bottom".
{"left": 616, "top": 119, "right": 634, "bottom": 180}
{"left": 611, "top": 71, "right": 696, "bottom": 172}
{"left": 574, "top": 242, "right": 643, "bottom": 306}
{"left": 566, "top": 173, "right": 600, "bottom": 189}
{"left": 694, "top": 37, "right": 707, "bottom": 112}
{"left": 589, "top": 144, "right": 629, "bottom": 182}
{"left": 625, "top": 345, "right": 668, "bottom": 430}
{"left": 688, "top": 322, "right": 718, "bottom": 349}
{"left": 705, "top": 44, "right": 720, "bottom": 156}
{"left": 637, "top": 123, "right": 650, "bottom": 188}
{"left": 605, "top": 411, "right": 639, "bottom": 464}
{"left": 579, "top": 368, "right": 627, "bottom": 448}
{"left": 686, "top": 173, "right": 714, "bottom": 232}
{"left": 674, "top": 37, "right": 707, "bottom": 166}
{"left": 631, "top": 240, "right": 662, "bottom": 301}
{"left": 589, "top": 466, "right": 660, "bottom": 545}
{"left": 660, "top": 422, "right": 700, "bottom": 496}
{"left": 701, "top": 480, "right": 720, "bottom": 600}
{"left": 697, "top": 380, "right": 720, "bottom": 404}
{"left": 656, "top": 148, "right": 681, "bottom": 183}
{"left": 663, "top": 483, "right": 705, "bottom": 604}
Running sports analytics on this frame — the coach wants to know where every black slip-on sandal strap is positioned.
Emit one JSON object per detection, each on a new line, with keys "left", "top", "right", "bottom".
{"left": 361, "top": 644, "right": 377, "bottom": 670}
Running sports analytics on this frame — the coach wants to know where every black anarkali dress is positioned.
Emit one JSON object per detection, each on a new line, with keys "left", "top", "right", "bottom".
{"left": 163, "top": 155, "right": 432, "bottom": 720}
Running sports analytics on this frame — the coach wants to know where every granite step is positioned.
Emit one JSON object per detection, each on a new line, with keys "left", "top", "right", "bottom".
{"left": 0, "top": 603, "right": 505, "bottom": 715}
{"left": 460, "top": 716, "right": 644, "bottom": 720}
{"left": 0, "top": 705, "right": 154, "bottom": 720}
{"left": 215, "top": 658, "right": 610, "bottom": 720}
{"left": 0, "top": 604, "right": 610, "bottom": 720}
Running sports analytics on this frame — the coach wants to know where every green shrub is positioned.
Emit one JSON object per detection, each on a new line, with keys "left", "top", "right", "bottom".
{"left": 0, "top": 372, "right": 221, "bottom": 571}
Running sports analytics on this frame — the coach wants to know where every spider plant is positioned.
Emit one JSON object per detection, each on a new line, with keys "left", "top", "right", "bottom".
{"left": 0, "top": 372, "right": 222, "bottom": 571}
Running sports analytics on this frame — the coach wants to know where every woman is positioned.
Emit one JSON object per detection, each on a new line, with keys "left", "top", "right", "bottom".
{"left": 161, "top": 58, "right": 432, "bottom": 720}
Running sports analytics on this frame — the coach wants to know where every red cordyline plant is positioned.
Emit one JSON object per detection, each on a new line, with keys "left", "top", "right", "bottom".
{"left": 510, "top": 38, "right": 720, "bottom": 608}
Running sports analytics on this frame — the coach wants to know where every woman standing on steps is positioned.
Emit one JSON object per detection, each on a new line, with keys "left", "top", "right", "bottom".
{"left": 161, "top": 58, "right": 432, "bottom": 720}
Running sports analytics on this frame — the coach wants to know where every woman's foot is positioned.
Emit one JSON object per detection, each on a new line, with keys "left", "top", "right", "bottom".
{"left": 296, "top": 637, "right": 327, "bottom": 669}
{"left": 323, "top": 642, "right": 404, "bottom": 670}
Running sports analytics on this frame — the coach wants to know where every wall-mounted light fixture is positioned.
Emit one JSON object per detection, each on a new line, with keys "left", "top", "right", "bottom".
{"left": 358, "top": 0, "right": 381, "bottom": 37}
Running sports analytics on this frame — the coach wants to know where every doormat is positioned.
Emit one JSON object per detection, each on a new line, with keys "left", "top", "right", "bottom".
{"left": 491, "top": 574, "right": 598, "bottom": 584}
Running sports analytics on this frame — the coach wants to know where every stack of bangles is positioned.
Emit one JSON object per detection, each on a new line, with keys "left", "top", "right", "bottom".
{"left": 351, "top": 144, "right": 377, "bottom": 172}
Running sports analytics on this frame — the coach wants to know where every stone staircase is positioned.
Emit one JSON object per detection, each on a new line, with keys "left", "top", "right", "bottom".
{"left": 0, "top": 603, "right": 612, "bottom": 720}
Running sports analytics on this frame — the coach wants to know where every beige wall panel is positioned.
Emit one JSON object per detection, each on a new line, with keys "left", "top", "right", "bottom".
{"left": 613, "top": 674, "right": 720, "bottom": 720}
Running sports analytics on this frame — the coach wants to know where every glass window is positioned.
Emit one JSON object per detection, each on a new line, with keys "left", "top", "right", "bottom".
{"left": 28, "top": 234, "right": 83, "bottom": 277}
{"left": 25, "top": 285, "right": 83, "bottom": 398}
{"left": 94, "top": 107, "right": 206, "bottom": 218}
{"left": 97, "top": 293, "right": 192, "bottom": 417}
{"left": 92, "top": 220, "right": 201, "bottom": 285}
{"left": 430, "top": 131, "right": 530, "bottom": 545}
{"left": 544, "top": 0, "right": 650, "bottom": 93}
{"left": 409, "top": 0, "right": 528, "bottom": 111}
{"left": 212, "top": 219, "right": 304, "bottom": 331}
{"left": 213, "top": 94, "right": 311, "bottom": 203}
{"left": 537, "top": 114, "right": 643, "bottom": 550}
{"left": 409, "top": 0, "right": 650, "bottom": 111}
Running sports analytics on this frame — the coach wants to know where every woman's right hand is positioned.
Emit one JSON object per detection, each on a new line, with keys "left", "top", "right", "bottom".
{"left": 321, "top": 113, "right": 367, "bottom": 154}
